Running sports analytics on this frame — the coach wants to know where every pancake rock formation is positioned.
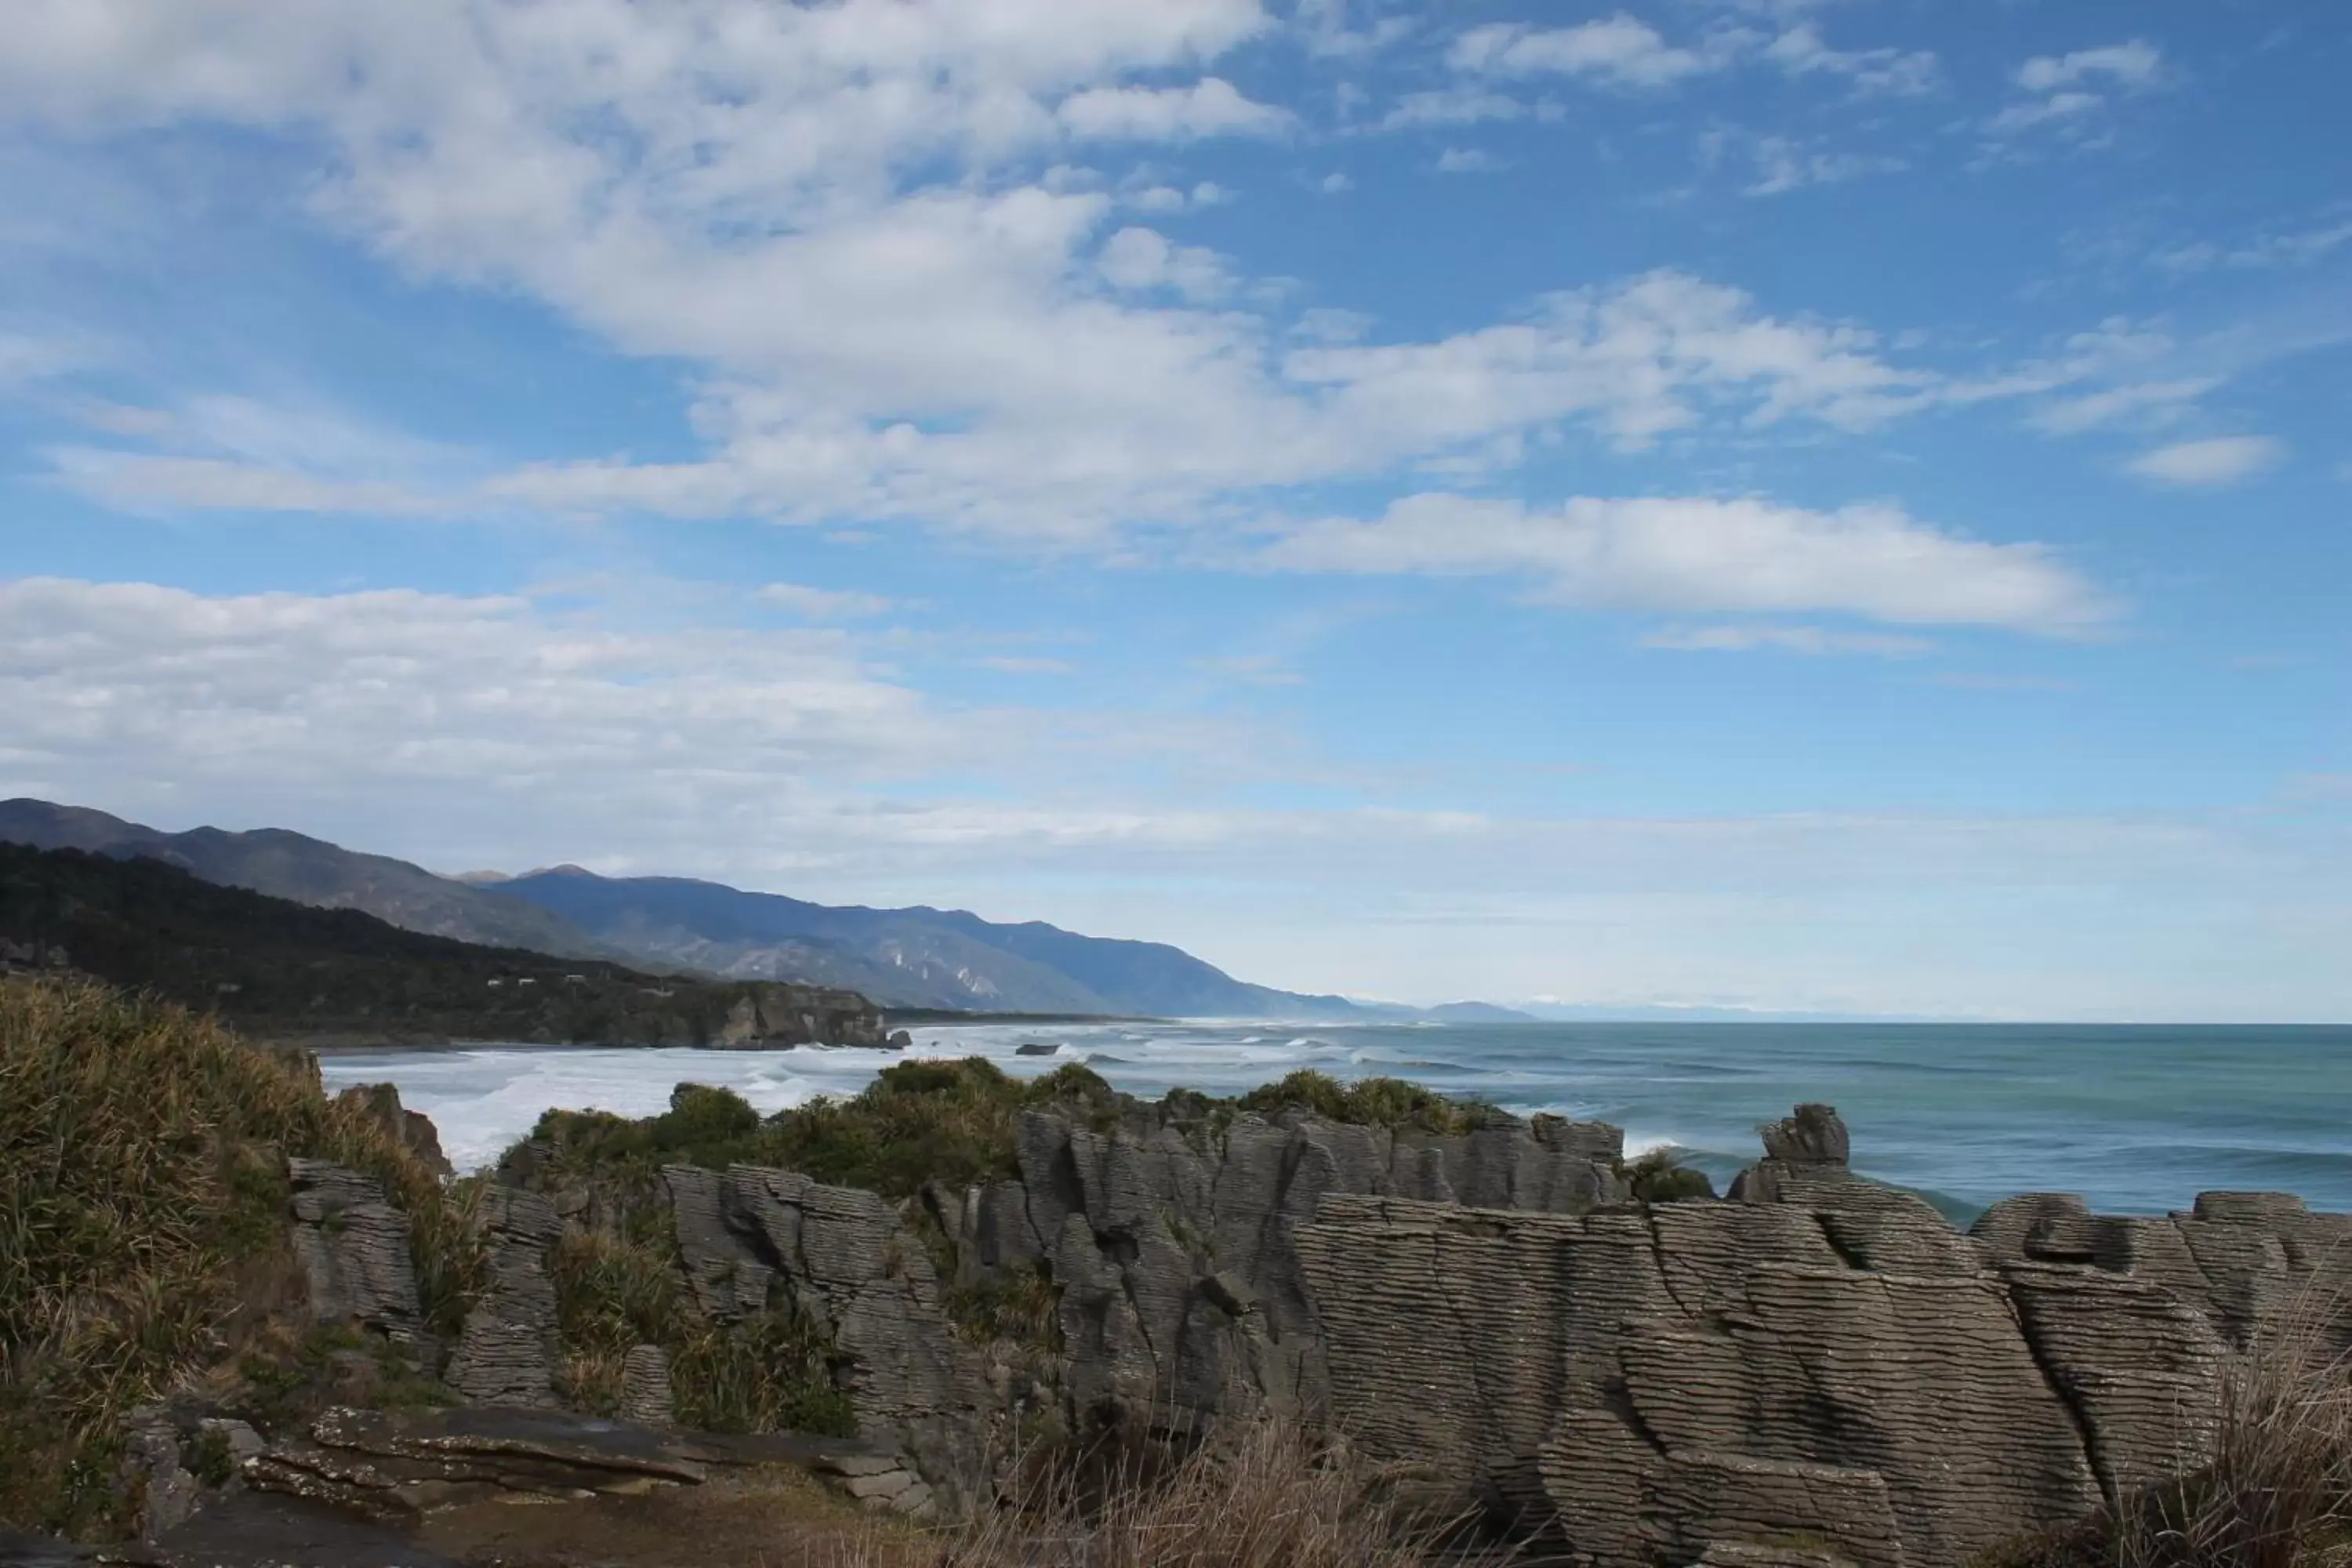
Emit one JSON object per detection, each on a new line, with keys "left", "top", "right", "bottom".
{"left": 642, "top": 1099, "right": 2348, "bottom": 1566}
{"left": 110, "top": 1084, "right": 2346, "bottom": 1568}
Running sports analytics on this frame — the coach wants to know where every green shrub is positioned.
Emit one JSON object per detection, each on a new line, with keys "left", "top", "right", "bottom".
{"left": 1621, "top": 1147, "right": 1715, "bottom": 1204}
{"left": 1238, "top": 1070, "right": 1503, "bottom": 1134}
{"left": 546, "top": 1224, "right": 853, "bottom": 1437}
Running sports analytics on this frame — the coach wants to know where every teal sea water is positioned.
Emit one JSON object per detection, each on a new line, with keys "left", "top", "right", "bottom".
{"left": 319, "top": 1020, "right": 2352, "bottom": 1221}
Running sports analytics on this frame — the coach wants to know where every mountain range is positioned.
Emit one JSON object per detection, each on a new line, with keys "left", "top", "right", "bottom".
{"left": 0, "top": 799, "right": 1523, "bottom": 1021}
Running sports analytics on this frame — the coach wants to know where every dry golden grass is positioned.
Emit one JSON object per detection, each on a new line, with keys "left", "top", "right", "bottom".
{"left": 795, "top": 1418, "right": 1512, "bottom": 1568}
{"left": 2119, "top": 1293, "right": 2352, "bottom": 1568}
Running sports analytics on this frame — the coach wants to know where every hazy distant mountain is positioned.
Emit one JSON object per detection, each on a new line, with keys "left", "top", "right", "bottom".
{"left": 0, "top": 842, "right": 882, "bottom": 1048}
{"left": 0, "top": 799, "right": 612, "bottom": 960}
{"left": 0, "top": 800, "right": 1396, "bottom": 1019}
{"left": 1419, "top": 1000, "right": 1539, "bottom": 1023}
{"left": 496, "top": 866, "right": 1374, "bottom": 1018}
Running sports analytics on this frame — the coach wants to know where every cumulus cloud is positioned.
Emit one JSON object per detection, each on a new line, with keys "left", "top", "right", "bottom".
{"left": 2128, "top": 436, "right": 2284, "bottom": 488}
{"left": 1261, "top": 494, "right": 2114, "bottom": 634}
{"left": 2, "top": 0, "right": 2118, "bottom": 639}
{"left": 1057, "top": 78, "right": 1288, "bottom": 140}
{"left": 1761, "top": 25, "right": 1938, "bottom": 95}
{"left": 1448, "top": 16, "right": 1720, "bottom": 88}
{"left": 1096, "top": 226, "right": 1234, "bottom": 299}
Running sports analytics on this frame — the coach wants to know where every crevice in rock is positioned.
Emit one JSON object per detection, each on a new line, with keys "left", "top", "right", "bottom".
{"left": 2008, "top": 1279, "right": 2114, "bottom": 1508}
{"left": 1814, "top": 1214, "right": 1869, "bottom": 1272}
{"left": 1642, "top": 1210, "right": 1696, "bottom": 1319}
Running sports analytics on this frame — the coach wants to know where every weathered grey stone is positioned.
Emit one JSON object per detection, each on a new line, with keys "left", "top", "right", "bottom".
{"left": 334, "top": 1083, "right": 452, "bottom": 1179}
{"left": 285, "top": 1160, "right": 424, "bottom": 1346}
{"left": 446, "top": 1187, "right": 562, "bottom": 1407}
{"left": 619, "top": 1344, "right": 675, "bottom": 1427}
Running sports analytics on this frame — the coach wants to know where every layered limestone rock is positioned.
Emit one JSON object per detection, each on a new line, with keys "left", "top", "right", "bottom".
{"left": 286, "top": 1159, "right": 426, "bottom": 1348}
{"left": 660, "top": 1163, "right": 990, "bottom": 1501}
{"left": 1298, "top": 1105, "right": 2350, "bottom": 1568}
{"left": 263, "top": 1094, "right": 2347, "bottom": 1566}
{"left": 446, "top": 1188, "right": 563, "bottom": 1407}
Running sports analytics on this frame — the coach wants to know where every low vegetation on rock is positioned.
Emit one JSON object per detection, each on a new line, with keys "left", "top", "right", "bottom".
{"left": 523, "top": 1061, "right": 1519, "bottom": 1203}
{"left": 547, "top": 1218, "right": 856, "bottom": 1437}
{"left": 0, "top": 976, "right": 479, "bottom": 1534}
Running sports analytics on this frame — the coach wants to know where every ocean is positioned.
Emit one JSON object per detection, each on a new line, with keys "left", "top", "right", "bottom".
{"left": 316, "top": 1019, "right": 2352, "bottom": 1221}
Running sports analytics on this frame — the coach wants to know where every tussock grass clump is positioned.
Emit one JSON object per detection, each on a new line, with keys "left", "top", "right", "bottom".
{"left": 2118, "top": 1299, "right": 2352, "bottom": 1568}
{"left": 0, "top": 977, "right": 478, "bottom": 1534}
{"left": 836, "top": 1417, "right": 1513, "bottom": 1568}
{"left": 546, "top": 1222, "right": 855, "bottom": 1437}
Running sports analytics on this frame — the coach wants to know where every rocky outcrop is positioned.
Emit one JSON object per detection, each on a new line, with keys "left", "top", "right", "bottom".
{"left": 333, "top": 1083, "right": 452, "bottom": 1178}
{"left": 1295, "top": 1107, "right": 2351, "bottom": 1568}
{"left": 711, "top": 983, "right": 896, "bottom": 1049}
{"left": 245, "top": 1405, "right": 909, "bottom": 1521}
{"left": 445, "top": 1188, "right": 562, "bottom": 1407}
{"left": 223, "top": 1097, "right": 2352, "bottom": 1567}
{"left": 660, "top": 1163, "right": 989, "bottom": 1504}
{"left": 285, "top": 1160, "right": 426, "bottom": 1348}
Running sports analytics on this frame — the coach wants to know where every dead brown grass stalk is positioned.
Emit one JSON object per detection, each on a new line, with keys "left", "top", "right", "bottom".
{"left": 2122, "top": 1289, "right": 2352, "bottom": 1568}
{"left": 786, "top": 1417, "right": 1512, "bottom": 1568}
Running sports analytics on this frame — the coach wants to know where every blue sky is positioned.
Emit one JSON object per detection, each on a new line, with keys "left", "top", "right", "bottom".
{"left": 2, "top": 0, "right": 2347, "bottom": 1019}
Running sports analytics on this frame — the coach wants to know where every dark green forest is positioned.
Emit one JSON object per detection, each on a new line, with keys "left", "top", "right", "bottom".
{"left": 0, "top": 843, "right": 884, "bottom": 1047}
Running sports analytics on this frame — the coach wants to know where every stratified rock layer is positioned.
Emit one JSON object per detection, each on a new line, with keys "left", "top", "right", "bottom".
{"left": 446, "top": 1188, "right": 563, "bottom": 1407}
{"left": 1293, "top": 1109, "right": 2352, "bottom": 1568}
{"left": 269, "top": 1096, "right": 2347, "bottom": 1568}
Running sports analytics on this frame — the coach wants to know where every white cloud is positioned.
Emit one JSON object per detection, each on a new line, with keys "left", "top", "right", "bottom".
{"left": 1057, "top": 78, "right": 1288, "bottom": 140}
{"left": 42, "top": 391, "right": 480, "bottom": 517}
{"left": 759, "top": 583, "right": 896, "bottom": 619}
{"left": 1262, "top": 493, "right": 2114, "bottom": 634}
{"left": 1378, "top": 87, "right": 1530, "bottom": 128}
{"left": 1096, "top": 225, "right": 1233, "bottom": 299}
{"left": 46, "top": 452, "right": 441, "bottom": 515}
{"left": 1987, "top": 40, "right": 2163, "bottom": 146}
{"left": 1449, "top": 16, "right": 1719, "bottom": 89}
{"left": 2016, "top": 41, "right": 2163, "bottom": 93}
{"left": 1984, "top": 91, "right": 2105, "bottom": 137}
{"left": 2154, "top": 218, "right": 2352, "bottom": 275}
{"left": 0, "top": 328, "right": 95, "bottom": 389}
{"left": 2029, "top": 377, "right": 2218, "bottom": 437}
{"left": 2128, "top": 436, "right": 2284, "bottom": 488}
{"left": 1, "top": 581, "right": 2338, "bottom": 1019}
{"left": 1742, "top": 136, "right": 1907, "bottom": 196}
{"left": 0, "top": 0, "right": 2117, "bottom": 636}
{"left": 1434, "top": 147, "right": 1503, "bottom": 174}
{"left": 1761, "top": 25, "right": 1938, "bottom": 95}
{"left": 1641, "top": 623, "right": 1933, "bottom": 656}
{"left": 1318, "top": 171, "right": 1353, "bottom": 193}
